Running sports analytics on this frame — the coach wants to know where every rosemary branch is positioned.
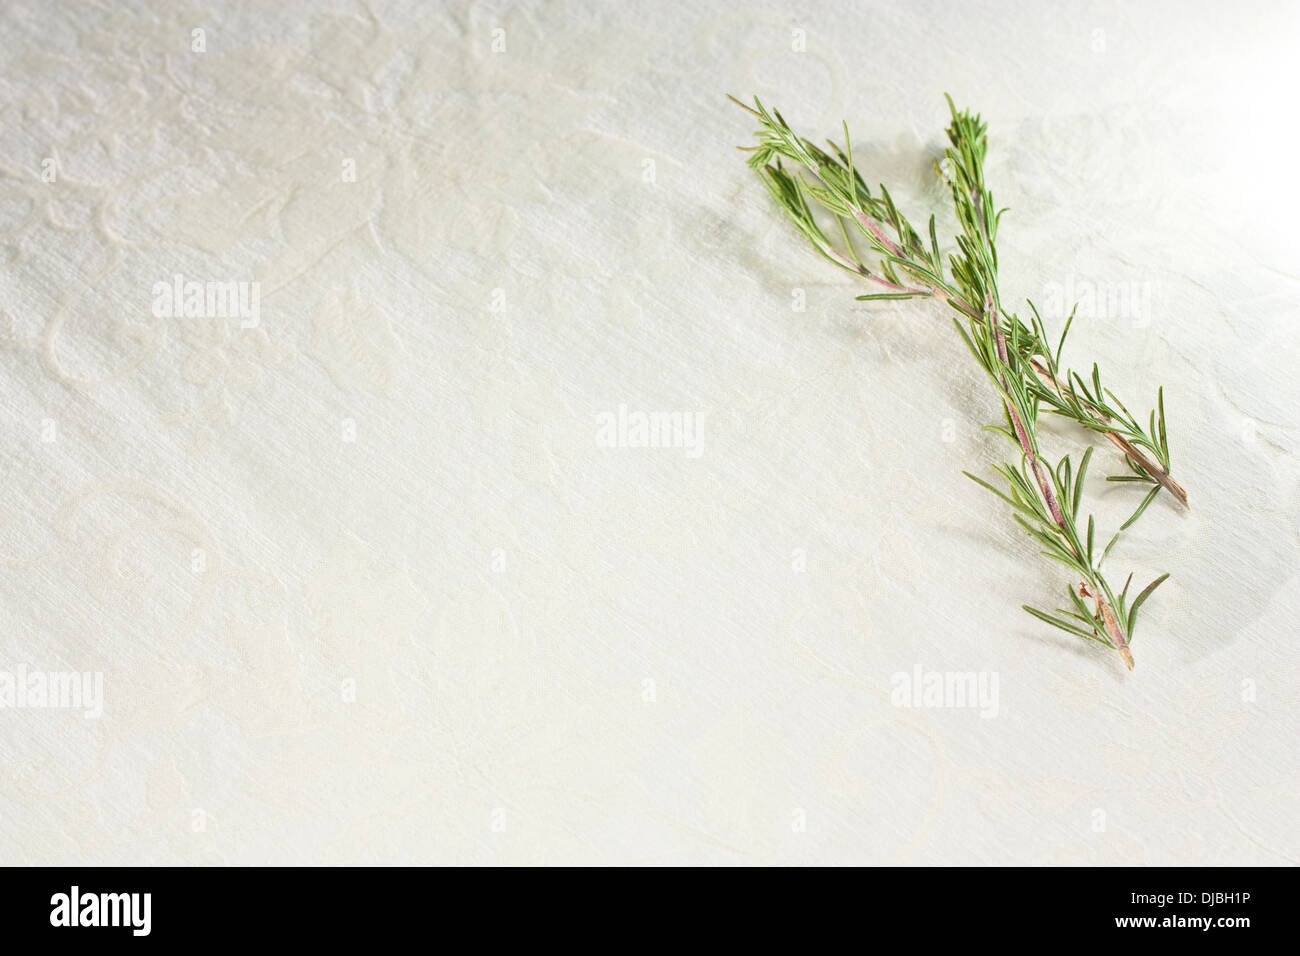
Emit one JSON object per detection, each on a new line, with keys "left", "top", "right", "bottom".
{"left": 732, "top": 93, "right": 1176, "bottom": 668}
{"left": 730, "top": 95, "right": 1186, "bottom": 503}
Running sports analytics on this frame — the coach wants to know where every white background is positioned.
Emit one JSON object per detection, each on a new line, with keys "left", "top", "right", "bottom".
{"left": 0, "top": 0, "right": 1297, "bottom": 864}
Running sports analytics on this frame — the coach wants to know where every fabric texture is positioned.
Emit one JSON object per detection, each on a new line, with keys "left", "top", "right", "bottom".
{"left": 0, "top": 0, "right": 1296, "bottom": 865}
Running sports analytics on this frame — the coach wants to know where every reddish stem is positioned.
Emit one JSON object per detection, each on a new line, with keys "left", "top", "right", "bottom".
{"left": 989, "top": 304, "right": 1133, "bottom": 668}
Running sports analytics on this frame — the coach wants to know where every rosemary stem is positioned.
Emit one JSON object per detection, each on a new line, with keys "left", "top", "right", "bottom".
{"left": 991, "top": 302, "right": 1134, "bottom": 668}
{"left": 991, "top": 308, "right": 1065, "bottom": 526}
{"left": 1025, "top": 357, "right": 1189, "bottom": 507}
{"left": 916, "top": 273, "right": 1187, "bottom": 505}
{"left": 852, "top": 210, "right": 906, "bottom": 259}
{"left": 1082, "top": 582, "right": 1134, "bottom": 670}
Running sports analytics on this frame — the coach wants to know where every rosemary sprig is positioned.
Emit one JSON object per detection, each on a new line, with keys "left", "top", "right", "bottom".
{"left": 731, "top": 94, "right": 1186, "bottom": 501}
{"left": 732, "top": 93, "right": 1176, "bottom": 668}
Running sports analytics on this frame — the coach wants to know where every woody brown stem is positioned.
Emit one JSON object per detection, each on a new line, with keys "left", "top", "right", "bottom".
{"left": 1081, "top": 582, "right": 1134, "bottom": 670}
{"left": 1027, "top": 358, "right": 1188, "bottom": 508}
{"left": 991, "top": 305, "right": 1065, "bottom": 526}
{"left": 992, "top": 312, "right": 1133, "bottom": 668}
{"left": 921, "top": 281, "right": 1187, "bottom": 507}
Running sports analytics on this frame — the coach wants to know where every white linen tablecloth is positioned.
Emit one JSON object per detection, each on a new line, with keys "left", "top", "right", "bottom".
{"left": 0, "top": 0, "right": 1296, "bottom": 864}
